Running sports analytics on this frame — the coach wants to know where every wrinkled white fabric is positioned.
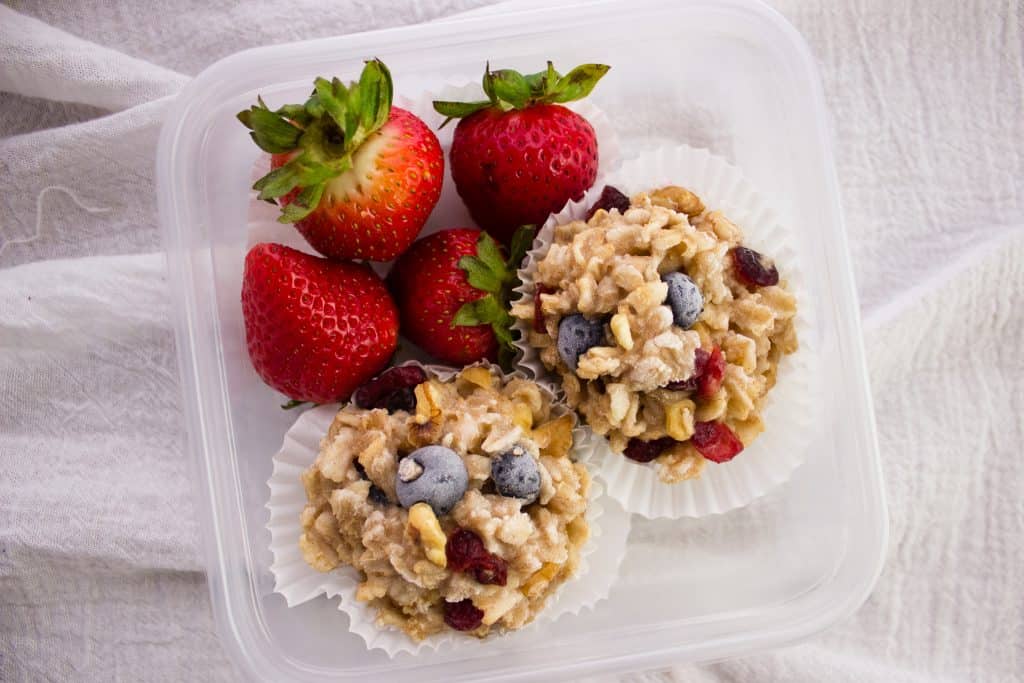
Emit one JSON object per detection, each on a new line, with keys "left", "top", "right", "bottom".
{"left": 0, "top": 1, "right": 1021, "bottom": 681}
{"left": 0, "top": 5, "right": 187, "bottom": 111}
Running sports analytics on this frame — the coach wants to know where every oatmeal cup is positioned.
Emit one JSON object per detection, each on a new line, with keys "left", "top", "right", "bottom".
{"left": 512, "top": 145, "right": 820, "bottom": 518}
{"left": 266, "top": 362, "right": 630, "bottom": 656}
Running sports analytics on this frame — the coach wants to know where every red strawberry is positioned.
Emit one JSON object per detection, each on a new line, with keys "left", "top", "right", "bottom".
{"left": 239, "top": 59, "right": 443, "bottom": 262}
{"left": 433, "top": 61, "right": 609, "bottom": 244}
{"left": 387, "top": 226, "right": 533, "bottom": 366}
{"left": 241, "top": 243, "right": 399, "bottom": 404}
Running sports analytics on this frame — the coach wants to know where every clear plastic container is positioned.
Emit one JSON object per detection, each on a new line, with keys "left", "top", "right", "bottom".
{"left": 156, "top": 0, "right": 888, "bottom": 680}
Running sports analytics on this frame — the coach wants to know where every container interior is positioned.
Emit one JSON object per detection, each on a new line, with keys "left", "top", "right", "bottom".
{"left": 157, "top": 1, "right": 886, "bottom": 680}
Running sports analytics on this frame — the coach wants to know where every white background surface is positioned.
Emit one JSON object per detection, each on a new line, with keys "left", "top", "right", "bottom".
{"left": 1, "top": 1, "right": 1022, "bottom": 681}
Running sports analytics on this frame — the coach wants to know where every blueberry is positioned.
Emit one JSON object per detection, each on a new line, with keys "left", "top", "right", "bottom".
{"left": 383, "top": 386, "right": 416, "bottom": 413}
{"left": 662, "top": 272, "right": 704, "bottom": 329}
{"left": 368, "top": 484, "right": 390, "bottom": 506}
{"left": 395, "top": 446, "right": 468, "bottom": 515}
{"left": 557, "top": 314, "right": 606, "bottom": 370}
{"left": 490, "top": 444, "right": 541, "bottom": 504}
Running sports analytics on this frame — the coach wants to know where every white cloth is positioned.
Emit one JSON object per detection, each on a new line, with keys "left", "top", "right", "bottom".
{"left": 1, "top": 1, "right": 1021, "bottom": 681}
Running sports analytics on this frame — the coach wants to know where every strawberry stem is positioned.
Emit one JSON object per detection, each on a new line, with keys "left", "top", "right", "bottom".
{"left": 453, "top": 225, "right": 536, "bottom": 370}
{"left": 433, "top": 61, "right": 610, "bottom": 128}
{"left": 239, "top": 59, "right": 395, "bottom": 223}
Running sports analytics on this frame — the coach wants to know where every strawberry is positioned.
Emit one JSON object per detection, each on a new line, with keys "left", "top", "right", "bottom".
{"left": 238, "top": 59, "right": 443, "bottom": 262}
{"left": 433, "top": 61, "right": 609, "bottom": 244}
{"left": 241, "top": 242, "right": 399, "bottom": 404}
{"left": 387, "top": 226, "right": 533, "bottom": 367}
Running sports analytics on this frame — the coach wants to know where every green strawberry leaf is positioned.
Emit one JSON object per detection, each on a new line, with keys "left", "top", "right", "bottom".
{"left": 237, "top": 105, "right": 303, "bottom": 154}
{"left": 481, "top": 61, "right": 497, "bottom": 102}
{"left": 454, "top": 226, "right": 537, "bottom": 370}
{"left": 524, "top": 71, "right": 546, "bottom": 96}
{"left": 304, "top": 92, "right": 324, "bottom": 119}
{"left": 294, "top": 153, "right": 347, "bottom": 186}
{"left": 451, "top": 306, "right": 477, "bottom": 327}
{"left": 278, "top": 183, "right": 326, "bottom": 223}
{"left": 452, "top": 294, "right": 501, "bottom": 327}
{"left": 474, "top": 232, "right": 509, "bottom": 280}
{"left": 458, "top": 254, "right": 503, "bottom": 293}
{"left": 507, "top": 225, "right": 536, "bottom": 269}
{"left": 433, "top": 100, "right": 492, "bottom": 117}
{"left": 358, "top": 58, "right": 392, "bottom": 132}
{"left": 253, "top": 164, "right": 300, "bottom": 200}
{"left": 489, "top": 69, "right": 531, "bottom": 109}
{"left": 544, "top": 61, "right": 560, "bottom": 96}
{"left": 491, "top": 316, "right": 514, "bottom": 348}
{"left": 275, "top": 103, "right": 311, "bottom": 125}
{"left": 432, "top": 100, "right": 491, "bottom": 129}
{"left": 452, "top": 294, "right": 518, "bottom": 371}
{"left": 281, "top": 399, "right": 313, "bottom": 410}
{"left": 548, "top": 63, "right": 610, "bottom": 104}
{"left": 523, "top": 62, "right": 560, "bottom": 99}
{"left": 314, "top": 77, "right": 349, "bottom": 132}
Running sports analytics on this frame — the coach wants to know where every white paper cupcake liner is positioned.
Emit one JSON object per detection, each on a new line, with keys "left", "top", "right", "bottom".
{"left": 512, "top": 145, "right": 822, "bottom": 518}
{"left": 246, "top": 82, "right": 621, "bottom": 257}
{"left": 265, "top": 361, "right": 631, "bottom": 657}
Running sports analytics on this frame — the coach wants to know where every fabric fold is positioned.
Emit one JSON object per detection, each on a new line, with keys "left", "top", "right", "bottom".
{"left": 0, "top": 5, "right": 187, "bottom": 112}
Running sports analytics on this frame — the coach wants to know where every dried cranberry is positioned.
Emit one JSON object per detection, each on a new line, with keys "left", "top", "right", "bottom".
{"left": 444, "top": 599, "right": 484, "bottom": 632}
{"left": 697, "top": 346, "right": 725, "bottom": 399}
{"left": 695, "top": 346, "right": 711, "bottom": 372}
{"left": 446, "top": 528, "right": 509, "bottom": 585}
{"left": 691, "top": 421, "right": 744, "bottom": 463}
{"left": 623, "top": 437, "right": 675, "bottom": 463}
{"left": 533, "top": 285, "right": 555, "bottom": 333}
{"left": 445, "top": 528, "right": 487, "bottom": 572}
{"left": 352, "top": 365, "right": 427, "bottom": 412}
{"left": 665, "top": 347, "right": 711, "bottom": 391}
{"left": 471, "top": 554, "right": 508, "bottom": 586}
{"left": 585, "top": 185, "right": 631, "bottom": 221}
{"left": 730, "top": 246, "right": 779, "bottom": 288}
